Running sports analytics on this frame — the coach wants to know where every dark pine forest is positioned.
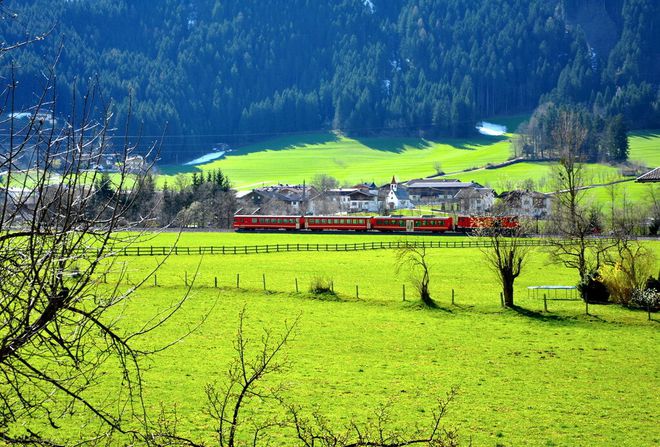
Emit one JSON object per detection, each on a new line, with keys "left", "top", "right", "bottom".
{"left": 2, "top": 0, "right": 659, "bottom": 160}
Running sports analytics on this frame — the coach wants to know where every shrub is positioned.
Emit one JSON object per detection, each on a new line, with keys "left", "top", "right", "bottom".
{"left": 577, "top": 273, "right": 610, "bottom": 304}
{"left": 309, "top": 277, "right": 335, "bottom": 295}
{"left": 600, "top": 265, "right": 631, "bottom": 305}
{"left": 631, "top": 288, "right": 660, "bottom": 320}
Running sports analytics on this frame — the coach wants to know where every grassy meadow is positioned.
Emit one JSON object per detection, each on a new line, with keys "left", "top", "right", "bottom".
{"left": 629, "top": 130, "right": 660, "bottom": 167}
{"left": 159, "top": 132, "right": 512, "bottom": 189}
{"left": 155, "top": 127, "right": 659, "bottom": 210}
{"left": 70, "top": 232, "right": 660, "bottom": 446}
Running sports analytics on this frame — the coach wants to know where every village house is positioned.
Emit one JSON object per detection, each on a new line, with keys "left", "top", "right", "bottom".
{"left": 405, "top": 178, "right": 485, "bottom": 211}
{"left": 237, "top": 184, "right": 319, "bottom": 214}
{"left": 454, "top": 187, "right": 496, "bottom": 214}
{"left": 380, "top": 177, "right": 413, "bottom": 210}
{"left": 497, "top": 190, "right": 552, "bottom": 217}
{"left": 324, "top": 188, "right": 379, "bottom": 212}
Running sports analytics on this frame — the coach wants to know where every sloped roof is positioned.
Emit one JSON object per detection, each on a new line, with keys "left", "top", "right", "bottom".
{"left": 636, "top": 167, "right": 660, "bottom": 182}
{"left": 454, "top": 187, "right": 494, "bottom": 199}
{"left": 407, "top": 180, "right": 479, "bottom": 189}
{"left": 498, "top": 190, "right": 550, "bottom": 199}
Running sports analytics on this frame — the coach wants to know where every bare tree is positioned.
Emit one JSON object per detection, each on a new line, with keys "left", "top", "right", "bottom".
{"left": 161, "top": 308, "right": 460, "bottom": 447}
{"left": 546, "top": 110, "right": 614, "bottom": 302}
{"left": 602, "top": 195, "right": 657, "bottom": 305}
{"left": 0, "top": 25, "right": 193, "bottom": 444}
{"left": 475, "top": 219, "right": 531, "bottom": 307}
{"left": 205, "top": 307, "right": 297, "bottom": 447}
{"left": 395, "top": 242, "right": 434, "bottom": 306}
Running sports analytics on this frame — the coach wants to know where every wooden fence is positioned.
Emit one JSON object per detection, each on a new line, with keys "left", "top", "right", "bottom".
{"left": 103, "top": 238, "right": 562, "bottom": 257}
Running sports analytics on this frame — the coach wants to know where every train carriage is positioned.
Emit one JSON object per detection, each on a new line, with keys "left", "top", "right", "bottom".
{"left": 371, "top": 216, "right": 453, "bottom": 233}
{"left": 305, "top": 216, "right": 370, "bottom": 231}
{"left": 233, "top": 215, "right": 301, "bottom": 230}
{"left": 234, "top": 214, "right": 516, "bottom": 233}
{"left": 456, "top": 216, "right": 518, "bottom": 232}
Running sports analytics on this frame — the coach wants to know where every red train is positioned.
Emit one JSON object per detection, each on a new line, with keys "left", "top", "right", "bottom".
{"left": 233, "top": 215, "right": 518, "bottom": 233}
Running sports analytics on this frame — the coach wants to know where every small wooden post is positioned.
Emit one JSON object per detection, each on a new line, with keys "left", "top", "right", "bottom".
{"left": 295, "top": 278, "right": 299, "bottom": 293}
{"left": 543, "top": 294, "right": 548, "bottom": 312}
{"left": 585, "top": 300, "right": 589, "bottom": 316}
{"left": 214, "top": 276, "right": 218, "bottom": 288}
{"left": 500, "top": 292, "right": 504, "bottom": 308}
{"left": 263, "top": 273, "right": 266, "bottom": 291}
{"left": 154, "top": 275, "right": 157, "bottom": 287}
{"left": 103, "top": 273, "right": 107, "bottom": 283}
{"left": 356, "top": 285, "right": 359, "bottom": 300}
{"left": 331, "top": 281, "right": 334, "bottom": 293}
{"left": 185, "top": 271, "right": 188, "bottom": 287}
{"left": 451, "top": 289, "right": 455, "bottom": 305}
{"left": 236, "top": 273, "right": 240, "bottom": 289}
{"left": 402, "top": 284, "right": 406, "bottom": 301}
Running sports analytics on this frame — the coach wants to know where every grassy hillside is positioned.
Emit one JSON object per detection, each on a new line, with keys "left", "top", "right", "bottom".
{"left": 629, "top": 130, "right": 660, "bottom": 167}
{"left": 50, "top": 232, "right": 659, "bottom": 446}
{"left": 160, "top": 132, "right": 512, "bottom": 189}
{"left": 159, "top": 127, "right": 657, "bottom": 190}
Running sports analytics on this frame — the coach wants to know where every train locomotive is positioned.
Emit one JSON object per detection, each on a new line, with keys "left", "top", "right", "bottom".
{"left": 233, "top": 214, "right": 518, "bottom": 233}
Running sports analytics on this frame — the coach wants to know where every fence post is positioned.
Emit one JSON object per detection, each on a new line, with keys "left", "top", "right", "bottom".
{"left": 451, "top": 288, "right": 455, "bottom": 305}
{"left": 403, "top": 284, "right": 406, "bottom": 301}
{"left": 185, "top": 271, "right": 188, "bottom": 287}
{"left": 103, "top": 273, "right": 107, "bottom": 283}
{"left": 500, "top": 292, "right": 504, "bottom": 307}
{"left": 585, "top": 300, "right": 589, "bottom": 316}
{"left": 236, "top": 273, "right": 240, "bottom": 289}
{"left": 544, "top": 294, "right": 548, "bottom": 312}
{"left": 331, "top": 281, "right": 334, "bottom": 293}
{"left": 295, "top": 278, "right": 299, "bottom": 293}
{"left": 356, "top": 285, "right": 359, "bottom": 300}
{"left": 154, "top": 275, "right": 157, "bottom": 287}
{"left": 263, "top": 273, "right": 266, "bottom": 291}
{"left": 214, "top": 276, "right": 218, "bottom": 288}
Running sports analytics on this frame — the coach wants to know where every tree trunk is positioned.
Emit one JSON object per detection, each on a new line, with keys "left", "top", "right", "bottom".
{"left": 503, "top": 277, "right": 514, "bottom": 307}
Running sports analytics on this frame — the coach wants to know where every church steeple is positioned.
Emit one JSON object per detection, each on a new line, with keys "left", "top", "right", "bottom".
{"left": 390, "top": 175, "right": 397, "bottom": 192}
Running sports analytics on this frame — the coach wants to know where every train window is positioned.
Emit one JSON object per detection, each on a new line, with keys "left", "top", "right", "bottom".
{"left": 415, "top": 221, "right": 421, "bottom": 227}
{"left": 322, "top": 219, "right": 327, "bottom": 224}
{"left": 399, "top": 221, "right": 405, "bottom": 227}
{"left": 252, "top": 218, "right": 257, "bottom": 223}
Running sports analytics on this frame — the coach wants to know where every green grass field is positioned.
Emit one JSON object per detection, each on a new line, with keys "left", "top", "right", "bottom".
{"left": 47, "top": 232, "right": 660, "bottom": 446}
{"left": 629, "top": 130, "right": 660, "bottom": 167}
{"left": 159, "top": 132, "right": 512, "bottom": 190}
{"left": 155, "top": 127, "right": 659, "bottom": 211}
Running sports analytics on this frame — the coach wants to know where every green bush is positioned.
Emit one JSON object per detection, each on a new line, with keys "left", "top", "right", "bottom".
{"left": 578, "top": 274, "right": 610, "bottom": 304}
{"left": 309, "top": 277, "right": 335, "bottom": 295}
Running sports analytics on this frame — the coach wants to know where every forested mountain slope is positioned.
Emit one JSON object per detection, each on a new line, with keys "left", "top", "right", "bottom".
{"left": 2, "top": 0, "right": 658, "bottom": 160}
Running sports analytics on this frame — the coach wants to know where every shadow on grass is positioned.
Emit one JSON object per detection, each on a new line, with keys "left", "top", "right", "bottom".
{"left": 630, "top": 130, "right": 660, "bottom": 140}
{"left": 508, "top": 305, "right": 575, "bottom": 323}
{"left": 352, "top": 133, "right": 508, "bottom": 153}
{"left": 403, "top": 298, "right": 454, "bottom": 313}
{"left": 158, "top": 165, "right": 202, "bottom": 175}
{"left": 232, "top": 132, "right": 340, "bottom": 156}
{"left": 450, "top": 134, "right": 508, "bottom": 150}
{"left": 352, "top": 136, "right": 432, "bottom": 154}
